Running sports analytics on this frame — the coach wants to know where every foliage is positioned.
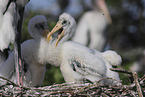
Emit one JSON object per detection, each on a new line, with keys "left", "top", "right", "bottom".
{"left": 106, "top": 0, "right": 145, "bottom": 64}
{"left": 42, "top": 65, "right": 65, "bottom": 86}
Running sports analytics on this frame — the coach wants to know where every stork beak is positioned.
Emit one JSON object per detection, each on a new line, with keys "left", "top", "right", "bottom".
{"left": 47, "top": 22, "right": 64, "bottom": 47}
{"left": 42, "top": 29, "right": 52, "bottom": 40}
{"left": 97, "top": 0, "right": 112, "bottom": 24}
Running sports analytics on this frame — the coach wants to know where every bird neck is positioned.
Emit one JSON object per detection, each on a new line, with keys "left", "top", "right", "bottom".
{"left": 38, "top": 38, "right": 62, "bottom": 66}
{"left": 59, "top": 30, "right": 74, "bottom": 44}
{"left": 60, "top": 34, "right": 69, "bottom": 44}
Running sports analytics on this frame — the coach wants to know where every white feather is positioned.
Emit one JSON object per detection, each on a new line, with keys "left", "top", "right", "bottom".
{"left": 0, "top": 0, "right": 29, "bottom": 51}
{"left": 101, "top": 50, "right": 122, "bottom": 66}
{"left": 0, "top": 0, "right": 16, "bottom": 51}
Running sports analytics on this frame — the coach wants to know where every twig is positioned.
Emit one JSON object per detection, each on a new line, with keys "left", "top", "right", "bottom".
{"left": 110, "top": 68, "right": 132, "bottom": 75}
{"left": 110, "top": 68, "right": 134, "bottom": 82}
{"left": 140, "top": 75, "right": 145, "bottom": 81}
{"left": 0, "top": 76, "right": 31, "bottom": 90}
{"left": 132, "top": 72, "right": 143, "bottom": 97}
{"left": 97, "top": 77, "right": 122, "bottom": 84}
{"left": 0, "top": 73, "right": 145, "bottom": 96}
{"left": 0, "top": 76, "right": 19, "bottom": 87}
{"left": 49, "top": 91, "right": 74, "bottom": 96}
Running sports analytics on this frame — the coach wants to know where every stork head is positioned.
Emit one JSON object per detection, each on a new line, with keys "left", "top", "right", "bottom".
{"left": 28, "top": 15, "right": 49, "bottom": 39}
{"left": 102, "top": 50, "right": 122, "bottom": 66}
{"left": 47, "top": 13, "right": 76, "bottom": 47}
{"left": 92, "top": 0, "right": 112, "bottom": 24}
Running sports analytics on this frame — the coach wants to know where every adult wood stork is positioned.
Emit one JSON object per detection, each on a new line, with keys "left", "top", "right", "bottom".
{"left": 47, "top": 13, "right": 121, "bottom": 84}
{"left": 0, "top": 15, "right": 52, "bottom": 86}
{"left": 0, "top": 0, "right": 16, "bottom": 51}
{"left": 0, "top": 0, "right": 29, "bottom": 51}
{"left": 71, "top": 0, "right": 112, "bottom": 51}
{"left": 0, "top": 0, "right": 30, "bottom": 85}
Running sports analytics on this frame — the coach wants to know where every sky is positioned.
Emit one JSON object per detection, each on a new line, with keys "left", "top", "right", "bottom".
{"left": 26, "top": 0, "right": 60, "bottom": 15}
{"left": 25, "top": 0, "right": 92, "bottom": 17}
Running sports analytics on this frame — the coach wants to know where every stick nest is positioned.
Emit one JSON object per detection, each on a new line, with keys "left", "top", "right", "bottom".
{"left": 0, "top": 68, "right": 145, "bottom": 97}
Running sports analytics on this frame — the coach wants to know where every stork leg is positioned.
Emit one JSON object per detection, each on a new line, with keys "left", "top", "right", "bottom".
{"left": 14, "top": 3, "right": 25, "bottom": 86}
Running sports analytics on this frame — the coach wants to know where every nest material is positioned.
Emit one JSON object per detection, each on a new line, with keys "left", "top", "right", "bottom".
{"left": 0, "top": 69, "right": 145, "bottom": 97}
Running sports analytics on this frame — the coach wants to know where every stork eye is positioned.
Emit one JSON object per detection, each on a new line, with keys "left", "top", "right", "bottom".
{"left": 39, "top": 24, "right": 45, "bottom": 29}
{"left": 62, "top": 20, "right": 67, "bottom": 25}
{"left": 35, "top": 23, "right": 45, "bottom": 29}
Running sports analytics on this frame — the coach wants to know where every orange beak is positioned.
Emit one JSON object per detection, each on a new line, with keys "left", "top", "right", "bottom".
{"left": 47, "top": 22, "right": 64, "bottom": 47}
{"left": 42, "top": 29, "right": 52, "bottom": 41}
{"left": 96, "top": 0, "right": 112, "bottom": 24}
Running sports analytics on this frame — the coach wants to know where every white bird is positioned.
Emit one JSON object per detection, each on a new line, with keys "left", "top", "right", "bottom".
{"left": 0, "top": 0, "right": 29, "bottom": 51}
{"left": 0, "top": 0, "right": 16, "bottom": 51}
{"left": 101, "top": 50, "right": 122, "bottom": 67}
{"left": 0, "top": 0, "right": 30, "bottom": 86}
{"left": 71, "top": 0, "right": 112, "bottom": 51}
{"left": 101, "top": 50, "right": 121, "bottom": 84}
{"left": 46, "top": 13, "right": 121, "bottom": 84}
{"left": 0, "top": 15, "right": 52, "bottom": 86}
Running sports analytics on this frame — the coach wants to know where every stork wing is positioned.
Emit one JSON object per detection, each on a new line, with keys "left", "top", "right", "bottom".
{"left": 70, "top": 59, "right": 103, "bottom": 77}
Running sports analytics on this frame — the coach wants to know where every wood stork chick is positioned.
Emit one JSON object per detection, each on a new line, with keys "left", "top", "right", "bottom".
{"left": 0, "top": 15, "right": 51, "bottom": 86}
{"left": 101, "top": 50, "right": 122, "bottom": 84}
{"left": 72, "top": 0, "right": 112, "bottom": 51}
{"left": 47, "top": 13, "right": 120, "bottom": 84}
{"left": 101, "top": 50, "right": 122, "bottom": 66}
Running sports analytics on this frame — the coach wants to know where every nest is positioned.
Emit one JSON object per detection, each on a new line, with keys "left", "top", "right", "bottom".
{"left": 0, "top": 69, "right": 145, "bottom": 96}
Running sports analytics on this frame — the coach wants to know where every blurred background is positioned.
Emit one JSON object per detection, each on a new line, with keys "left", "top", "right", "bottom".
{"left": 20, "top": 0, "right": 145, "bottom": 85}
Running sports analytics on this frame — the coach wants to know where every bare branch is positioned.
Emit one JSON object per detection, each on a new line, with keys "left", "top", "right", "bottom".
{"left": 132, "top": 72, "right": 143, "bottom": 97}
